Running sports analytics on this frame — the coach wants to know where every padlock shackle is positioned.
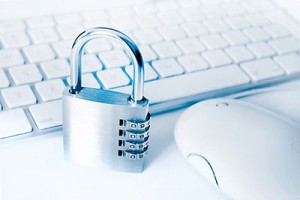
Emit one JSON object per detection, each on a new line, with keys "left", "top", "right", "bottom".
{"left": 69, "top": 27, "right": 144, "bottom": 103}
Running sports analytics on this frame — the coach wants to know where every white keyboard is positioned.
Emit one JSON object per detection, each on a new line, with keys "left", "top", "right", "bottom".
{"left": 1, "top": 0, "right": 300, "bottom": 140}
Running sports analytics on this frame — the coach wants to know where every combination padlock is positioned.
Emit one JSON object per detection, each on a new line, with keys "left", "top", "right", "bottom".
{"left": 62, "top": 27, "right": 150, "bottom": 173}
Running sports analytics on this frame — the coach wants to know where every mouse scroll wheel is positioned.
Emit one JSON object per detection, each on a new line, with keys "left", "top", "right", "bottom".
{"left": 216, "top": 102, "right": 229, "bottom": 107}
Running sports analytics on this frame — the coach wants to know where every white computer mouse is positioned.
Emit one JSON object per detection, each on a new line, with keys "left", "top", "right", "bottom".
{"left": 174, "top": 98, "right": 300, "bottom": 200}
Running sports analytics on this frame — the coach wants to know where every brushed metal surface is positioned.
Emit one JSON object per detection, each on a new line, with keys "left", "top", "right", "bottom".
{"left": 63, "top": 88, "right": 149, "bottom": 172}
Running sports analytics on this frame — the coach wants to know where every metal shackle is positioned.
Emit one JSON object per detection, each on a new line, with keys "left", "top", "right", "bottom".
{"left": 69, "top": 27, "right": 145, "bottom": 103}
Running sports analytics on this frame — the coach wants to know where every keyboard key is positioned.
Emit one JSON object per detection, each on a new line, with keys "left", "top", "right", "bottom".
{"left": 225, "top": 46, "right": 254, "bottom": 63}
{"left": 157, "top": 26, "right": 186, "bottom": 40}
{"left": 97, "top": 68, "right": 130, "bottom": 89}
{"left": 0, "top": 31, "right": 31, "bottom": 48}
{"left": 203, "top": 19, "right": 231, "bottom": 33}
{"left": 241, "top": 58, "right": 285, "bottom": 81}
{"left": 82, "top": 10, "right": 109, "bottom": 21}
{"left": 156, "top": 1, "right": 179, "bottom": 11}
{"left": 263, "top": 24, "right": 290, "bottom": 39}
{"left": 152, "top": 58, "right": 184, "bottom": 77}
{"left": 0, "top": 20, "right": 25, "bottom": 32}
{"left": 178, "top": 54, "right": 209, "bottom": 72}
{"left": 181, "top": 21, "right": 209, "bottom": 36}
{"left": 202, "top": 50, "right": 232, "bottom": 67}
{"left": 125, "top": 63, "right": 158, "bottom": 81}
{"left": 274, "top": 54, "right": 300, "bottom": 74}
{"left": 56, "top": 23, "right": 84, "bottom": 40}
{"left": 202, "top": 0, "right": 223, "bottom": 5}
{"left": 26, "top": 17, "right": 55, "bottom": 28}
{"left": 108, "top": 6, "right": 133, "bottom": 17}
{"left": 0, "top": 49, "right": 24, "bottom": 68}
{"left": 84, "top": 19, "right": 111, "bottom": 29}
{"left": 35, "top": 79, "right": 66, "bottom": 101}
{"left": 1, "top": 85, "right": 36, "bottom": 108}
{"left": 152, "top": 41, "right": 182, "bottom": 59}
{"left": 28, "top": 28, "right": 59, "bottom": 44}
{"left": 176, "top": 37, "right": 206, "bottom": 54}
{"left": 135, "top": 15, "right": 162, "bottom": 29}
{"left": 115, "top": 65, "right": 250, "bottom": 104}
{"left": 124, "top": 32, "right": 140, "bottom": 45}
{"left": 29, "top": 100, "right": 62, "bottom": 130}
{"left": 222, "top": 31, "right": 250, "bottom": 45}
{"left": 180, "top": 7, "right": 206, "bottom": 21}
{"left": 202, "top": 5, "right": 227, "bottom": 19}
{"left": 200, "top": 34, "right": 229, "bottom": 50}
{"left": 52, "top": 40, "right": 73, "bottom": 58}
{"left": 67, "top": 73, "right": 100, "bottom": 89}
{"left": 222, "top": 3, "right": 245, "bottom": 15}
{"left": 23, "top": 44, "right": 56, "bottom": 63}
{"left": 158, "top": 11, "right": 185, "bottom": 25}
{"left": 98, "top": 50, "right": 131, "bottom": 69}
{"left": 8, "top": 64, "right": 42, "bottom": 85}
{"left": 132, "top": 3, "right": 157, "bottom": 15}
{"left": 0, "top": 69, "right": 10, "bottom": 88}
{"left": 200, "top": 0, "right": 223, "bottom": 5}
{"left": 82, "top": 54, "right": 103, "bottom": 73}
{"left": 263, "top": 9, "right": 291, "bottom": 25}
{"left": 225, "top": 15, "right": 252, "bottom": 29}
{"left": 133, "top": 29, "right": 163, "bottom": 45}
{"left": 85, "top": 39, "right": 112, "bottom": 53}
{"left": 247, "top": 42, "right": 276, "bottom": 58}
{"left": 243, "top": 28, "right": 271, "bottom": 42}
{"left": 40, "top": 58, "right": 70, "bottom": 79}
{"left": 138, "top": 45, "right": 157, "bottom": 62}
{"left": 241, "top": 1, "right": 275, "bottom": 13}
{"left": 55, "top": 13, "right": 82, "bottom": 24}
{"left": 268, "top": 37, "right": 300, "bottom": 54}
{"left": 246, "top": 13, "right": 270, "bottom": 26}
{"left": 178, "top": 0, "right": 200, "bottom": 8}
{"left": 0, "top": 109, "right": 32, "bottom": 139}
{"left": 109, "top": 17, "right": 138, "bottom": 31}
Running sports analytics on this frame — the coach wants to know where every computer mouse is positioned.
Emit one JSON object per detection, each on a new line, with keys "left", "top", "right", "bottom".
{"left": 174, "top": 98, "right": 300, "bottom": 200}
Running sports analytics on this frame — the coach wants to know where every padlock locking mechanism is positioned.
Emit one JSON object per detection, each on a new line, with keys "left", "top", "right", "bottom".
{"left": 118, "top": 114, "right": 150, "bottom": 160}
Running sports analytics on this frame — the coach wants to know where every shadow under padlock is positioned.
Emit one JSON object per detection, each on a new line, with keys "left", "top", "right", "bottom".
{"left": 62, "top": 27, "right": 151, "bottom": 173}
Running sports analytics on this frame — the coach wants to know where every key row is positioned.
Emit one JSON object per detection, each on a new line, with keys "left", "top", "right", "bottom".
{"left": 0, "top": 60, "right": 158, "bottom": 89}
{"left": 0, "top": 81, "right": 64, "bottom": 109}
{"left": 0, "top": 64, "right": 159, "bottom": 108}
{"left": 0, "top": 31, "right": 299, "bottom": 71}
{"left": 0, "top": 65, "right": 157, "bottom": 109}
{"left": 1, "top": 52, "right": 300, "bottom": 107}
{"left": 1, "top": 45, "right": 300, "bottom": 91}
{"left": 0, "top": 0, "right": 273, "bottom": 33}
{"left": 0, "top": 15, "right": 286, "bottom": 50}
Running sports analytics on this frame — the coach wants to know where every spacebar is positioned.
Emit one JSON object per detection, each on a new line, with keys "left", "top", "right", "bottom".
{"left": 116, "top": 65, "right": 251, "bottom": 104}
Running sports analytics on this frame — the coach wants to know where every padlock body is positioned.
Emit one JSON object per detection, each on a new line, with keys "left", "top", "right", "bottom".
{"left": 63, "top": 88, "right": 150, "bottom": 173}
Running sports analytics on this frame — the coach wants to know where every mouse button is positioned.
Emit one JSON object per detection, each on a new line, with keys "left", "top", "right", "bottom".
{"left": 187, "top": 154, "right": 219, "bottom": 188}
{"left": 241, "top": 90, "right": 300, "bottom": 124}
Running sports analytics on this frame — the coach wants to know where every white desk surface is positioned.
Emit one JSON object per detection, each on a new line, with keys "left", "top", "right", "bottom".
{"left": 0, "top": 109, "right": 228, "bottom": 200}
